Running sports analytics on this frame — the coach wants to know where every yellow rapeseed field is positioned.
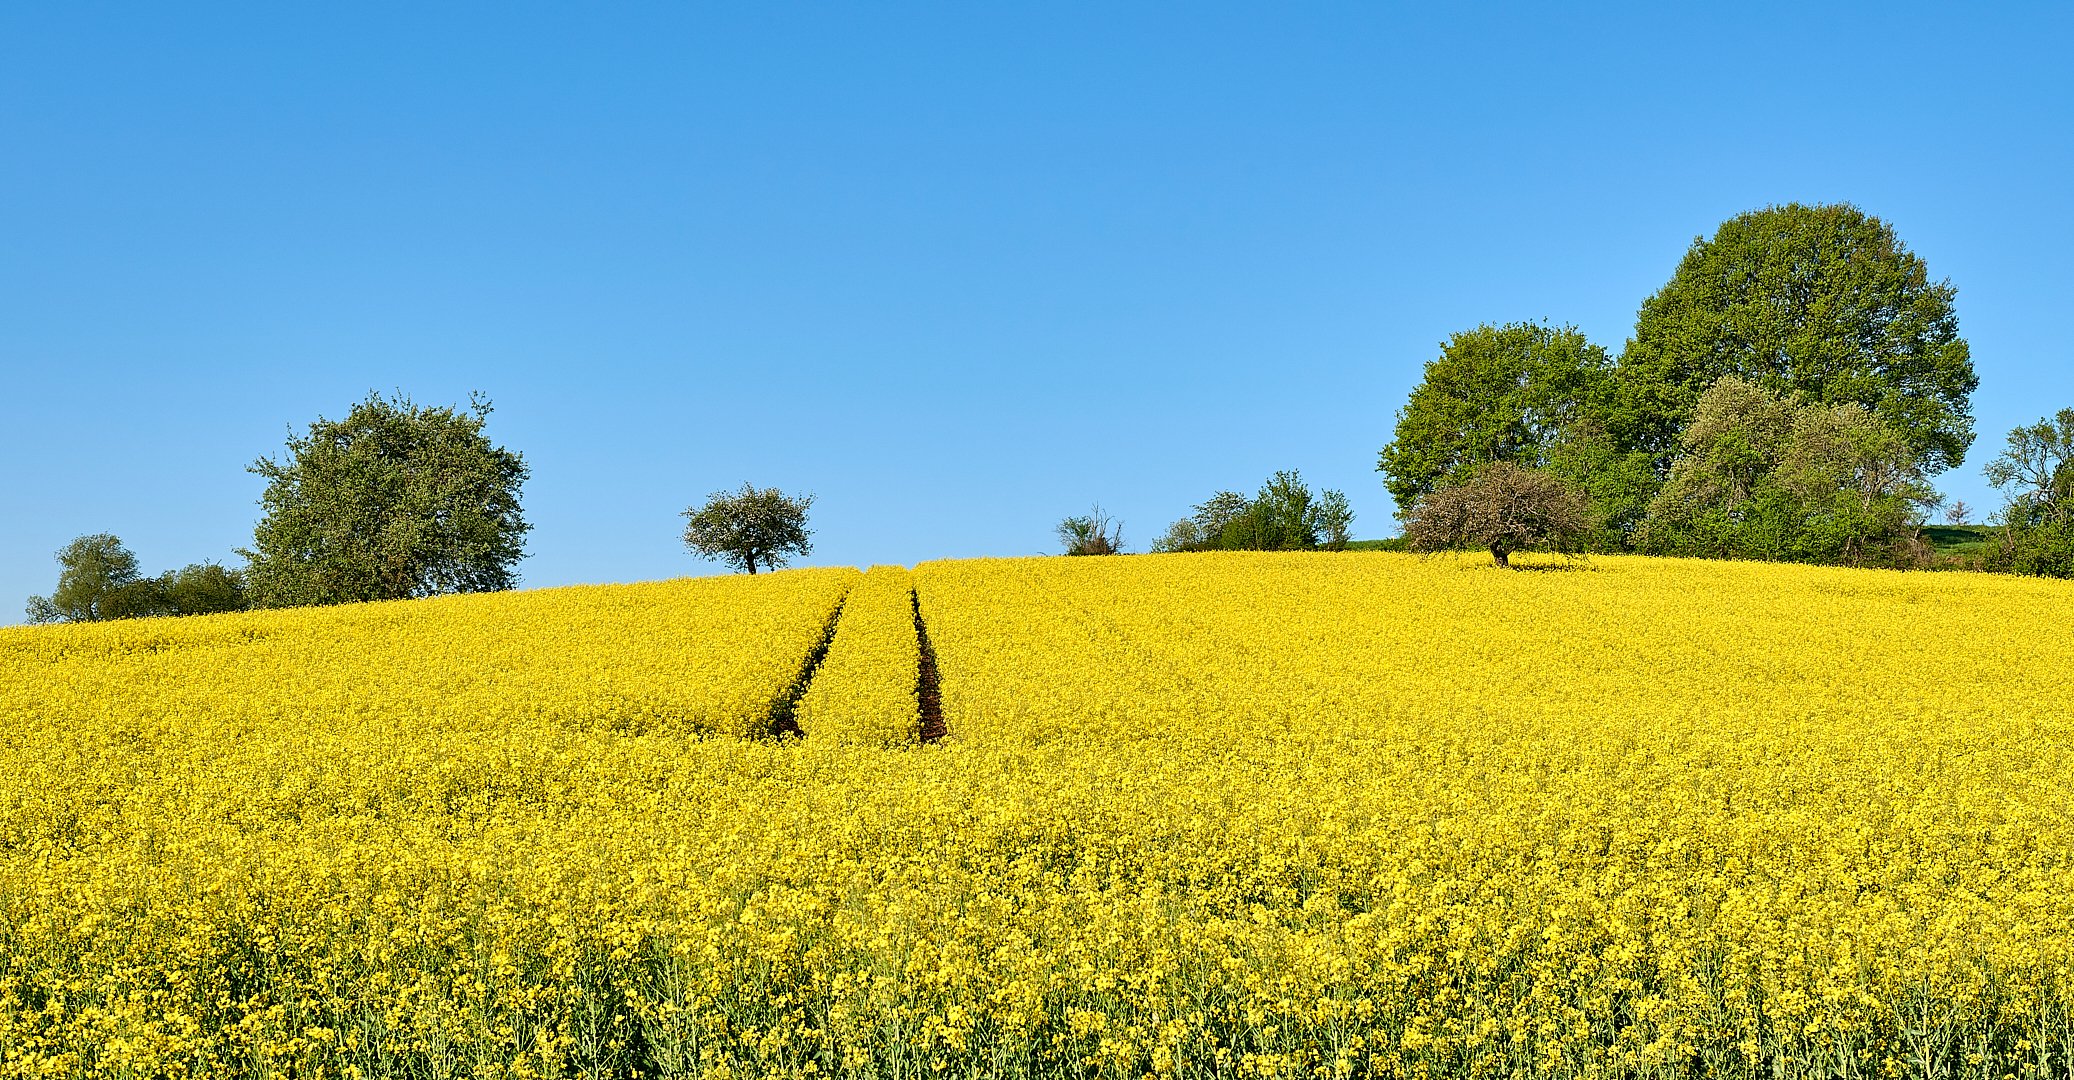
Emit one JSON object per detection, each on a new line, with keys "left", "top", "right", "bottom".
{"left": 2, "top": 553, "right": 2071, "bottom": 1079}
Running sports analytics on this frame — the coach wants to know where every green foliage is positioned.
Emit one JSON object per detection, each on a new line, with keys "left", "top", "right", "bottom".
{"left": 243, "top": 392, "right": 531, "bottom": 608}
{"left": 1056, "top": 505, "right": 1125, "bottom": 556}
{"left": 1149, "top": 518, "right": 1206, "bottom": 554}
{"left": 160, "top": 562, "right": 250, "bottom": 616}
{"left": 1378, "top": 323, "right": 1614, "bottom": 514}
{"left": 1984, "top": 408, "right": 2074, "bottom": 526}
{"left": 26, "top": 536, "right": 252, "bottom": 623}
{"left": 25, "top": 534, "right": 161, "bottom": 623}
{"left": 1988, "top": 519, "right": 2074, "bottom": 578}
{"left": 1188, "top": 492, "right": 1250, "bottom": 545}
{"left": 1984, "top": 408, "right": 2074, "bottom": 578}
{"left": 1314, "top": 489, "right": 1354, "bottom": 552}
{"left": 1617, "top": 203, "right": 1977, "bottom": 471}
{"left": 683, "top": 485, "right": 814, "bottom": 574}
{"left": 1541, "top": 420, "right": 1661, "bottom": 549}
{"left": 1921, "top": 525, "right": 1993, "bottom": 554}
{"left": 1635, "top": 377, "right": 1936, "bottom": 567}
{"left": 1402, "top": 463, "right": 1593, "bottom": 568}
{"left": 1337, "top": 538, "right": 1408, "bottom": 552}
{"left": 1159, "top": 472, "right": 1354, "bottom": 553}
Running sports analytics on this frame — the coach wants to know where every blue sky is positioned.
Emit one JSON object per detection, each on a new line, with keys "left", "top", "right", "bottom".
{"left": 4, "top": 3, "right": 2070, "bottom": 616}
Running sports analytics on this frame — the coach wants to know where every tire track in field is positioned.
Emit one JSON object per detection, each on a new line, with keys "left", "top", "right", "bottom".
{"left": 912, "top": 588, "right": 946, "bottom": 742}
{"left": 766, "top": 591, "right": 848, "bottom": 739}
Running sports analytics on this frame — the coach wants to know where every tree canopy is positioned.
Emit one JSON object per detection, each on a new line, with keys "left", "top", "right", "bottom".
{"left": 1153, "top": 471, "right": 1352, "bottom": 553}
{"left": 1057, "top": 505, "right": 1125, "bottom": 555}
{"left": 682, "top": 485, "right": 814, "bottom": 574}
{"left": 1402, "top": 463, "right": 1593, "bottom": 568}
{"left": 25, "top": 535, "right": 251, "bottom": 623}
{"left": 1635, "top": 377, "right": 1936, "bottom": 566}
{"left": 243, "top": 392, "right": 530, "bottom": 607}
{"left": 25, "top": 534, "right": 160, "bottom": 623}
{"left": 1984, "top": 408, "right": 2074, "bottom": 528}
{"left": 1616, "top": 203, "right": 1977, "bottom": 471}
{"left": 1984, "top": 408, "right": 2074, "bottom": 577}
{"left": 1378, "top": 322, "right": 1613, "bottom": 514}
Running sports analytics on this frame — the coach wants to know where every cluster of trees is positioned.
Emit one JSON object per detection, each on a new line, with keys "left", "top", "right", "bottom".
{"left": 1377, "top": 202, "right": 2069, "bottom": 572}
{"left": 24, "top": 201, "right": 2066, "bottom": 620}
{"left": 26, "top": 535, "right": 248, "bottom": 624}
{"left": 27, "top": 386, "right": 828, "bottom": 624}
{"left": 1148, "top": 471, "right": 1353, "bottom": 554}
{"left": 27, "top": 392, "right": 535, "bottom": 625}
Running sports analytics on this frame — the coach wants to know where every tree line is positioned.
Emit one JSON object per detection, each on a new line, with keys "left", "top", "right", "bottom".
{"left": 26, "top": 201, "right": 2072, "bottom": 623}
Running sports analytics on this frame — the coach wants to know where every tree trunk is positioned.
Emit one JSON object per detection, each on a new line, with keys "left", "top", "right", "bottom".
{"left": 745, "top": 553, "right": 758, "bottom": 574}
{"left": 1490, "top": 545, "right": 1511, "bottom": 568}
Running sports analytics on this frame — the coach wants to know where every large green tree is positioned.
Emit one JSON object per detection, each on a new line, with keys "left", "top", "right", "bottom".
{"left": 1616, "top": 203, "right": 1977, "bottom": 471}
{"left": 243, "top": 392, "right": 530, "bottom": 607}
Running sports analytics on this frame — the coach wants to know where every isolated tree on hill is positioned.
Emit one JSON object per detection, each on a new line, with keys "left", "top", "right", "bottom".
{"left": 25, "top": 534, "right": 163, "bottom": 623}
{"left": 1057, "top": 505, "right": 1124, "bottom": 555}
{"left": 1403, "top": 463, "right": 1593, "bottom": 569}
{"left": 1616, "top": 203, "right": 1978, "bottom": 471}
{"left": 243, "top": 392, "right": 530, "bottom": 607}
{"left": 684, "top": 485, "right": 814, "bottom": 573}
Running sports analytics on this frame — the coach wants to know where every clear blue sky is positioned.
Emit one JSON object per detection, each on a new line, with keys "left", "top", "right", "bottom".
{"left": 5, "top": 3, "right": 2070, "bottom": 617}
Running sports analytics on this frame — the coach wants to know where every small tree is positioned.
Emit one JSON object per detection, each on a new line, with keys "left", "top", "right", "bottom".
{"left": 1984, "top": 408, "right": 2074, "bottom": 528}
{"left": 244, "top": 392, "right": 530, "bottom": 607}
{"left": 1056, "top": 505, "right": 1124, "bottom": 555}
{"left": 683, "top": 485, "right": 814, "bottom": 574}
{"left": 1315, "top": 489, "right": 1354, "bottom": 551}
{"left": 1944, "top": 501, "right": 1972, "bottom": 527}
{"left": 26, "top": 534, "right": 165, "bottom": 623}
{"left": 1984, "top": 408, "right": 2074, "bottom": 578}
{"left": 1404, "top": 463, "right": 1593, "bottom": 568}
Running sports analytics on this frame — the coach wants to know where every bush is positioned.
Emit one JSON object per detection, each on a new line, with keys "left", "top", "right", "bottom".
{"left": 1057, "top": 506, "right": 1124, "bottom": 556}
